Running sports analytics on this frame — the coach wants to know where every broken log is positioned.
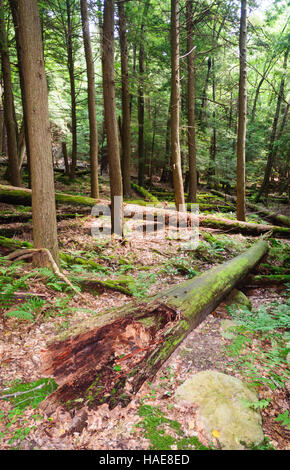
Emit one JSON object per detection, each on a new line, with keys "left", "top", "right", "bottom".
{"left": 41, "top": 239, "right": 268, "bottom": 413}
{"left": 124, "top": 204, "right": 290, "bottom": 238}
{"left": 211, "top": 189, "right": 290, "bottom": 228}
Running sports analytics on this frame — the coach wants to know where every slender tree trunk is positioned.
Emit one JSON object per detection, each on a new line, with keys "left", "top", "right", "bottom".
{"left": 62, "top": 141, "right": 70, "bottom": 175}
{"left": 208, "top": 56, "right": 217, "bottom": 187}
{"left": 80, "top": 0, "right": 99, "bottom": 199}
{"left": 255, "top": 50, "right": 288, "bottom": 202}
{"left": 236, "top": 0, "right": 247, "bottom": 221}
{"left": 186, "top": 0, "right": 197, "bottom": 203}
{"left": 66, "top": 0, "right": 77, "bottom": 180}
{"left": 170, "top": 0, "right": 185, "bottom": 211}
{"left": 0, "top": 0, "right": 21, "bottom": 186}
{"left": 9, "top": 0, "right": 31, "bottom": 188}
{"left": 17, "top": 0, "right": 59, "bottom": 266}
{"left": 118, "top": 1, "right": 131, "bottom": 196}
{"left": 199, "top": 57, "right": 211, "bottom": 126}
{"left": 102, "top": 0, "right": 123, "bottom": 235}
{"left": 137, "top": 0, "right": 150, "bottom": 187}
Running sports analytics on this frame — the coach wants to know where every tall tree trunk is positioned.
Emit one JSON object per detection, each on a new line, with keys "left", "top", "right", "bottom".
{"left": 102, "top": 0, "right": 123, "bottom": 235}
{"left": 17, "top": 0, "right": 59, "bottom": 266}
{"left": 66, "top": 0, "right": 77, "bottom": 180}
{"left": 9, "top": 0, "right": 32, "bottom": 187}
{"left": 118, "top": 0, "right": 131, "bottom": 196}
{"left": 186, "top": 0, "right": 197, "bottom": 203}
{"left": 208, "top": 56, "right": 217, "bottom": 186}
{"left": 0, "top": 0, "right": 21, "bottom": 186}
{"left": 255, "top": 49, "right": 288, "bottom": 203}
{"left": 236, "top": 0, "right": 247, "bottom": 221}
{"left": 80, "top": 0, "right": 99, "bottom": 199}
{"left": 170, "top": 0, "right": 185, "bottom": 211}
{"left": 137, "top": 0, "right": 150, "bottom": 187}
{"left": 198, "top": 56, "right": 211, "bottom": 126}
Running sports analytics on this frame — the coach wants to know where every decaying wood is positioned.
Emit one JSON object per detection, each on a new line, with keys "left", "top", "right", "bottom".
{"left": 40, "top": 239, "right": 268, "bottom": 413}
{"left": 211, "top": 189, "right": 290, "bottom": 228}
{"left": 124, "top": 203, "right": 290, "bottom": 237}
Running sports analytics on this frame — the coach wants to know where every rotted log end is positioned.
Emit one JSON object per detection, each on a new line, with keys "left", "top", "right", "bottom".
{"left": 40, "top": 303, "right": 180, "bottom": 413}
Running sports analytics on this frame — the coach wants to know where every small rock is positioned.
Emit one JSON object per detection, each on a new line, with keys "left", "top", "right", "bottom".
{"left": 225, "top": 289, "right": 252, "bottom": 310}
{"left": 175, "top": 370, "right": 264, "bottom": 450}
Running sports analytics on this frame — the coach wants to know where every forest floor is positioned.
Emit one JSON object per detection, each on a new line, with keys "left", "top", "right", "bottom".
{"left": 0, "top": 170, "right": 289, "bottom": 451}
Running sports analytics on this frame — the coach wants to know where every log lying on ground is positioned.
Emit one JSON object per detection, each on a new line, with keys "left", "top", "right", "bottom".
{"left": 40, "top": 239, "right": 268, "bottom": 413}
{"left": 0, "top": 184, "right": 100, "bottom": 208}
{"left": 131, "top": 182, "right": 159, "bottom": 203}
{"left": 244, "top": 274, "right": 290, "bottom": 285}
{"left": 211, "top": 189, "right": 290, "bottom": 228}
{"left": 0, "top": 210, "right": 89, "bottom": 223}
{"left": 124, "top": 204, "right": 290, "bottom": 237}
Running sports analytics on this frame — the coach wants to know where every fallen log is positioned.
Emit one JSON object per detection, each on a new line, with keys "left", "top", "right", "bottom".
{"left": 124, "top": 204, "right": 290, "bottom": 238}
{"left": 211, "top": 189, "right": 290, "bottom": 228}
{"left": 0, "top": 184, "right": 100, "bottom": 208}
{"left": 40, "top": 239, "right": 268, "bottom": 413}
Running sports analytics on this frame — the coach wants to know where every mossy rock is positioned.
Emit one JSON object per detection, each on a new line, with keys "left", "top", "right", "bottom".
{"left": 175, "top": 370, "right": 264, "bottom": 450}
{"left": 224, "top": 288, "right": 252, "bottom": 310}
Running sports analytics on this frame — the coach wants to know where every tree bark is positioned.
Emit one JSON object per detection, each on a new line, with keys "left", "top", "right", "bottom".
{"left": 255, "top": 50, "right": 288, "bottom": 202}
{"left": 236, "top": 0, "right": 247, "bottom": 221}
{"left": 186, "top": 0, "right": 197, "bottom": 203}
{"left": 170, "top": 0, "right": 185, "bottom": 211}
{"left": 137, "top": 0, "right": 150, "bottom": 187}
{"left": 66, "top": 0, "right": 77, "bottom": 180}
{"left": 0, "top": 0, "right": 21, "bottom": 186}
{"left": 40, "top": 239, "right": 268, "bottom": 412}
{"left": 80, "top": 0, "right": 99, "bottom": 199}
{"left": 118, "top": 0, "right": 131, "bottom": 197}
{"left": 17, "top": 0, "right": 59, "bottom": 266}
{"left": 9, "top": 0, "right": 32, "bottom": 187}
{"left": 102, "top": 0, "right": 123, "bottom": 235}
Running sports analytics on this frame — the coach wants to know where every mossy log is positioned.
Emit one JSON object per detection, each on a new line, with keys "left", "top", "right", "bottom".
{"left": 211, "top": 189, "right": 290, "bottom": 228}
{"left": 131, "top": 182, "right": 159, "bottom": 203}
{"left": 40, "top": 239, "right": 268, "bottom": 413}
{"left": 0, "top": 212, "right": 88, "bottom": 223}
{"left": 245, "top": 274, "right": 290, "bottom": 285}
{"left": 123, "top": 204, "right": 290, "bottom": 238}
{"left": 0, "top": 184, "right": 99, "bottom": 207}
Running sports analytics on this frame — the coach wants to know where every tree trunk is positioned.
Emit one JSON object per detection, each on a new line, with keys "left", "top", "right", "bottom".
{"left": 118, "top": 0, "right": 131, "bottom": 197}
{"left": 236, "top": 0, "right": 247, "bottom": 221}
{"left": 66, "top": 0, "right": 77, "bottom": 180}
{"left": 170, "top": 0, "right": 185, "bottom": 211}
{"left": 137, "top": 0, "right": 150, "bottom": 187}
{"left": 186, "top": 0, "right": 197, "bottom": 203}
{"left": 9, "top": 0, "right": 32, "bottom": 188}
{"left": 198, "top": 56, "right": 211, "bottom": 126}
{"left": 80, "top": 0, "right": 99, "bottom": 199}
{"left": 102, "top": 0, "right": 123, "bottom": 235}
{"left": 62, "top": 141, "right": 70, "bottom": 175}
{"left": 17, "top": 0, "right": 59, "bottom": 266}
{"left": 40, "top": 240, "right": 268, "bottom": 413}
{"left": 0, "top": 0, "right": 21, "bottom": 186}
{"left": 255, "top": 50, "right": 288, "bottom": 203}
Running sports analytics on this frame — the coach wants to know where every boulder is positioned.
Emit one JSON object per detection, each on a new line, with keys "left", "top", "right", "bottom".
{"left": 175, "top": 370, "right": 264, "bottom": 450}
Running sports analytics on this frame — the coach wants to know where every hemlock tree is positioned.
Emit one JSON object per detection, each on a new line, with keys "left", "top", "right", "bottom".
{"left": 17, "top": 0, "right": 59, "bottom": 266}
{"left": 236, "top": 0, "right": 247, "bottom": 221}
{"left": 102, "top": 0, "right": 123, "bottom": 235}
{"left": 0, "top": 0, "right": 21, "bottom": 187}
{"left": 118, "top": 0, "right": 131, "bottom": 197}
{"left": 80, "top": 0, "right": 99, "bottom": 199}
{"left": 170, "top": 0, "right": 185, "bottom": 211}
